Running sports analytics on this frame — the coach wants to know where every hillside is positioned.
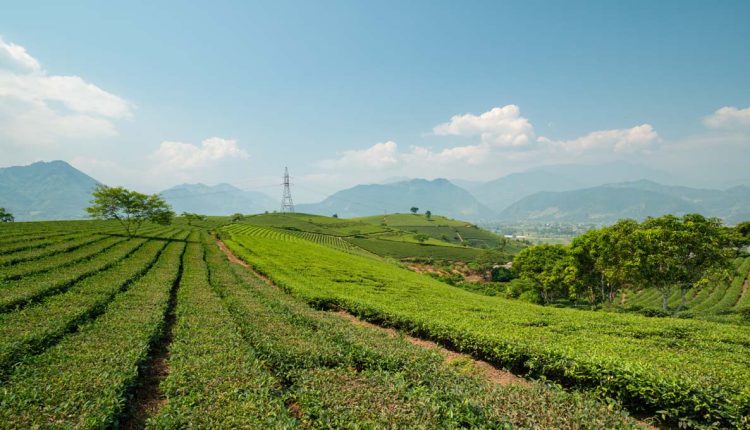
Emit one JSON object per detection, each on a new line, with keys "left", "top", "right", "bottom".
{"left": 296, "top": 178, "right": 496, "bottom": 221}
{"left": 469, "top": 161, "right": 673, "bottom": 212}
{"left": 159, "top": 183, "right": 276, "bottom": 216}
{"left": 499, "top": 180, "right": 750, "bottom": 223}
{"left": 0, "top": 161, "right": 100, "bottom": 221}
{"left": 240, "top": 212, "right": 497, "bottom": 262}
{"left": 354, "top": 213, "right": 522, "bottom": 251}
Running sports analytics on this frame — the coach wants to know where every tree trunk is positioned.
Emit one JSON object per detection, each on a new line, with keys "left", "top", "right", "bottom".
{"left": 661, "top": 288, "right": 668, "bottom": 312}
{"left": 674, "top": 286, "right": 689, "bottom": 314}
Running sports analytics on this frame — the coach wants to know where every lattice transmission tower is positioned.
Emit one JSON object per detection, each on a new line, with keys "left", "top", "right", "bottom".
{"left": 280, "top": 166, "right": 295, "bottom": 213}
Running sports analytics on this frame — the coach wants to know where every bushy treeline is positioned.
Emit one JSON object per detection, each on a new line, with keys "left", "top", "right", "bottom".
{"left": 513, "top": 214, "right": 750, "bottom": 313}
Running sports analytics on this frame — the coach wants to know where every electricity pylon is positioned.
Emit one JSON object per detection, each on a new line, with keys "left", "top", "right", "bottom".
{"left": 280, "top": 166, "right": 295, "bottom": 213}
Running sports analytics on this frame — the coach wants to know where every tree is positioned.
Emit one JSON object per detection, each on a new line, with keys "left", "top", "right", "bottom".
{"left": 425, "top": 210, "right": 432, "bottom": 219}
{"left": 231, "top": 213, "right": 244, "bottom": 222}
{"left": 513, "top": 244, "right": 572, "bottom": 304}
{"left": 734, "top": 221, "right": 750, "bottom": 248}
{"left": 410, "top": 207, "right": 419, "bottom": 214}
{"left": 635, "top": 214, "right": 732, "bottom": 313}
{"left": 570, "top": 220, "right": 640, "bottom": 305}
{"left": 475, "top": 248, "right": 508, "bottom": 281}
{"left": 182, "top": 212, "right": 207, "bottom": 226}
{"left": 414, "top": 233, "right": 430, "bottom": 243}
{"left": 332, "top": 213, "right": 338, "bottom": 218}
{"left": 0, "top": 207, "right": 14, "bottom": 222}
{"left": 86, "top": 185, "right": 174, "bottom": 236}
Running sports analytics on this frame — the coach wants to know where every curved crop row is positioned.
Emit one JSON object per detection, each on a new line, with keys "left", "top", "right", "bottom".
{"left": 207, "top": 232, "right": 641, "bottom": 428}
{"left": 0, "top": 232, "right": 186, "bottom": 376}
{"left": 147, "top": 237, "right": 294, "bottom": 428}
{"left": 222, "top": 226, "right": 750, "bottom": 428}
{"left": 0, "top": 235, "right": 129, "bottom": 281}
{"left": 0, "top": 240, "right": 186, "bottom": 429}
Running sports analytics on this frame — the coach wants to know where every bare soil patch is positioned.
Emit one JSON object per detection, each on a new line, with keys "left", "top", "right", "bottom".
{"left": 217, "top": 239, "right": 248, "bottom": 267}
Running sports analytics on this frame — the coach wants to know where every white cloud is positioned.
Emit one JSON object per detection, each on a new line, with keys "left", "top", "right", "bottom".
{"left": 150, "top": 137, "right": 249, "bottom": 169}
{"left": 319, "top": 141, "right": 400, "bottom": 169}
{"left": 0, "top": 37, "right": 40, "bottom": 72}
{"left": 0, "top": 36, "right": 133, "bottom": 147}
{"left": 317, "top": 104, "right": 661, "bottom": 184}
{"left": 703, "top": 106, "right": 750, "bottom": 129}
{"left": 546, "top": 124, "right": 659, "bottom": 154}
{"left": 433, "top": 105, "right": 535, "bottom": 148}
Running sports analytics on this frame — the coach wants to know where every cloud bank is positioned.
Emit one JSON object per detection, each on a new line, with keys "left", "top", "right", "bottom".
{"left": 320, "top": 105, "right": 660, "bottom": 181}
{"left": 0, "top": 36, "right": 133, "bottom": 147}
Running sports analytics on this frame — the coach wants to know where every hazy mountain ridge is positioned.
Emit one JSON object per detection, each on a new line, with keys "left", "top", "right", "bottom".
{"left": 159, "top": 183, "right": 277, "bottom": 215}
{"left": 296, "top": 178, "right": 496, "bottom": 221}
{"left": 468, "top": 161, "right": 674, "bottom": 212}
{"left": 0, "top": 161, "right": 100, "bottom": 221}
{"left": 1, "top": 161, "right": 747, "bottom": 224}
{"left": 499, "top": 180, "right": 750, "bottom": 224}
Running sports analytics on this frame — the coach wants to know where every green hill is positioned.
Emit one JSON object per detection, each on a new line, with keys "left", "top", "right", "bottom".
{"left": 0, "top": 160, "right": 100, "bottom": 221}
{"left": 296, "top": 178, "right": 496, "bottom": 222}
{"left": 240, "top": 212, "right": 519, "bottom": 262}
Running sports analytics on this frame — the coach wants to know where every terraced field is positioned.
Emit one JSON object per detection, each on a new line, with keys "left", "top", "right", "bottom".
{"left": 623, "top": 256, "right": 750, "bottom": 322}
{"left": 0, "top": 219, "right": 644, "bottom": 428}
{"left": 222, "top": 224, "right": 750, "bottom": 429}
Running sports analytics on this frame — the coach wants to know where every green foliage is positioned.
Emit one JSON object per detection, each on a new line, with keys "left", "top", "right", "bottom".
{"left": 413, "top": 233, "right": 430, "bottom": 243}
{"left": 0, "top": 207, "right": 14, "bottom": 222}
{"left": 410, "top": 206, "right": 419, "bottom": 214}
{"left": 513, "top": 244, "right": 573, "bottom": 304}
{"left": 181, "top": 211, "right": 206, "bottom": 226}
{"left": 86, "top": 185, "right": 174, "bottom": 236}
{"left": 425, "top": 210, "right": 432, "bottom": 219}
{"left": 223, "top": 224, "right": 750, "bottom": 428}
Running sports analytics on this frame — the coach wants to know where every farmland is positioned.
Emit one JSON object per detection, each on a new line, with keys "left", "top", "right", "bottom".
{"left": 620, "top": 256, "right": 750, "bottom": 323}
{"left": 0, "top": 218, "right": 645, "bottom": 428}
{"left": 221, "top": 222, "right": 750, "bottom": 428}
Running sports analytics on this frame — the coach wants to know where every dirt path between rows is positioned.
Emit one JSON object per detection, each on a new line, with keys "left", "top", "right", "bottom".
{"left": 333, "top": 310, "right": 529, "bottom": 387}
{"left": 215, "top": 238, "right": 658, "bottom": 429}
{"left": 217, "top": 239, "right": 248, "bottom": 267}
{"left": 215, "top": 238, "right": 528, "bottom": 387}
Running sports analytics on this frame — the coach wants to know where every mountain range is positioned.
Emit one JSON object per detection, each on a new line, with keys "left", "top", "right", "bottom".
{"left": 159, "top": 183, "right": 277, "bottom": 216}
{"left": 1, "top": 160, "right": 748, "bottom": 224}
{"left": 0, "top": 161, "right": 100, "bottom": 221}
{"left": 296, "top": 178, "right": 495, "bottom": 220}
{"left": 499, "top": 180, "right": 750, "bottom": 224}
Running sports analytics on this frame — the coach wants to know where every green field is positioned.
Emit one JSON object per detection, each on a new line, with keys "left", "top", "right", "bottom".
{"left": 238, "top": 212, "right": 520, "bottom": 263}
{"left": 620, "top": 256, "right": 750, "bottom": 322}
{"left": 0, "top": 219, "right": 645, "bottom": 428}
{"left": 222, "top": 223, "right": 750, "bottom": 428}
{"left": 355, "top": 213, "right": 522, "bottom": 251}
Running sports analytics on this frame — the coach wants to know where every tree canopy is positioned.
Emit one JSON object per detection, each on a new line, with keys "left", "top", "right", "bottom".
{"left": 182, "top": 212, "right": 207, "bottom": 226}
{"left": 513, "top": 214, "right": 737, "bottom": 313}
{"left": 0, "top": 207, "right": 14, "bottom": 222}
{"left": 86, "top": 185, "right": 174, "bottom": 236}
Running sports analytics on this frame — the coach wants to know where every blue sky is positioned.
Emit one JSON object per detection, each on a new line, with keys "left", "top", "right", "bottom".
{"left": 1, "top": 1, "right": 749, "bottom": 202}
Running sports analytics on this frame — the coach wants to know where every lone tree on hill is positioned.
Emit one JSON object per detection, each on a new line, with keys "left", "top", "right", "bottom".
{"left": 87, "top": 185, "right": 174, "bottom": 236}
{"left": 425, "top": 210, "right": 432, "bottom": 219}
{"left": 0, "top": 207, "right": 14, "bottom": 222}
{"left": 182, "top": 212, "right": 207, "bottom": 226}
{"left": 231, "top": 213, "right": 244, "bottom": 222}
{"left": 410, "top": 206, "right": 419, "bottom": 214}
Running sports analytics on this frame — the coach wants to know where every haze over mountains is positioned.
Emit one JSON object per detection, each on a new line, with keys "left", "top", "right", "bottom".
{"left": 1, "top": 160, "right": 749, "bottom": 224}
{"left": 296, "top": 178, "right": 495, "bottom": 220}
